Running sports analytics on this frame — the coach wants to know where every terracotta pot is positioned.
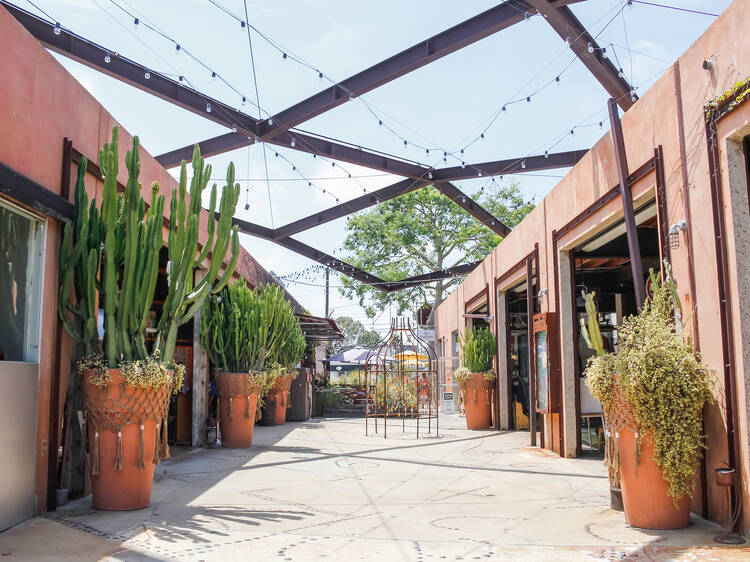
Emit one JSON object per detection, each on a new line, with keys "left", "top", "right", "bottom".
{"left": 260, "top": 375, "right": 293, "bottom": 426}
{"left": 618, "top": 426, "right": 690, "bottom": 529}
{"left": 216, "top": 372, "right": 259, "bottom": 448}
{"left": 462, "top": 373, "right": 492, "bottom": 430}
{"left": 84, "top": 369, "right": 171, "bottom": 511}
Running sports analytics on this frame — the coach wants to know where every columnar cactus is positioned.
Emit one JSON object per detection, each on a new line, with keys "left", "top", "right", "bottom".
{"left": 59, "top": 127, "right": 239, "bottom": 368}
{"left": 580, "top": 291, "right": 605, "bottom": 357}
{"left": 59, "top": 128, "right": 165, "bottom": 367}
{"left": 154, "top": 144, "right": 240, "bottom": 364}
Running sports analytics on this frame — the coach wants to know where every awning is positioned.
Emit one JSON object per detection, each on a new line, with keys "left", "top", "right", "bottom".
{"left": 295, "top": 314, "right": 344, "bottom": 341}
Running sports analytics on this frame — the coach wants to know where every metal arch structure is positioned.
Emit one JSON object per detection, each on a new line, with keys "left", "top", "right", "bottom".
{"left": 2, "top": 0, "right": 637, "bottom": 292}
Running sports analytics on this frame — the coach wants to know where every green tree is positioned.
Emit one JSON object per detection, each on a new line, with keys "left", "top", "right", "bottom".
{"left": 339, "top": 182, "right": 533, "bottom": 322}
{"left": 331, "top": 315, "right": 382, "bottom": 352}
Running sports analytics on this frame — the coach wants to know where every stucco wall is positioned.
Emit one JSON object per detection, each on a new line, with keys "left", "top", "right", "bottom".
{"left": 435, "top": 0, "right": 750, "bottom": 527}
{"left": 0, "top": 6, "right": 300, "bottom": 515}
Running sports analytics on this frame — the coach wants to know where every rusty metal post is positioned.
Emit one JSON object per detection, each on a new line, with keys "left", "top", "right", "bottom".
{"left": 608, "top": 98, "right": 645, "bottom": 310}
{"left": 526, "top": 257, "right": 537, "bottom": 446}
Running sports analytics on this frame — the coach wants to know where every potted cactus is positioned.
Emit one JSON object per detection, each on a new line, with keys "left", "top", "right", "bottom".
{"left": 200, "top": 281, "right": 275, "bottom": 447}
{"left": 58, "top": 127, "right": 239, "bottom": 509}
{"left": 584, "top": 266, "right": 715, "bottom": 529}
{"left": 259, "top": 285, "right": 307, "bottom": 426}
{"left": 456, "top": 327, "right": 497, "bottom": 430}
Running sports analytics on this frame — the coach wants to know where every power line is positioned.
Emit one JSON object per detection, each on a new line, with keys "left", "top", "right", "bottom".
{"left": 630, "top": 1, "right": 719, "bottom": 17}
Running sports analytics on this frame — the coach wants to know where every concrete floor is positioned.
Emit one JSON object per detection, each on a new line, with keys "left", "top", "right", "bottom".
{"left": 1, "top": 415, "right": 748, "bottom": 561}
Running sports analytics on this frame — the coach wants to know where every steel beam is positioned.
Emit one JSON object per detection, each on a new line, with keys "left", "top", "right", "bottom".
{"left": 433, "top": 182, "right": 511, "bottom": 236}
{"left": 607, "top": 98, "right": 644, "bottom": 308}
{"left": 2, "top": 3, "right": 259, "bottom": 137}
{"left": 526, "top": 1, "right": 636, "bottom": 111}
{"left": 382, "top": 261, "right": 480, "bottom": 292}
{"left": 258, "top": 1, "right": 532, "bottom": 138}
{"left": 273, "top": 178, "right": 430, "bottom": 241}
{"left": 431, "top": 150, "right": 587, "bottom": 181}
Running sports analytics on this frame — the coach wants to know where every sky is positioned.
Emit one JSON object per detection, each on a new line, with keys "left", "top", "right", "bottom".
{"left": 19, "top": 0, "right": 733, "bottom": 334}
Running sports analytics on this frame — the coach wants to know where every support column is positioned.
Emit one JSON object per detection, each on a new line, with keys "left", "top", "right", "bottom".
{"left": 526, "top": 258, "right": 537, "bottom": 446}
{"left": 496, "top": 290, "right": 510, "bottom": 430}
{"left": 558, "top": 248, "right": 578, "bottom": 457}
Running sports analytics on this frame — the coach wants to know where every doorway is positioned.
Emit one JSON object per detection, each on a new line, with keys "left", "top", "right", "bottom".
{"left": 572, "top": 200, "right": 661, "bottom": 455}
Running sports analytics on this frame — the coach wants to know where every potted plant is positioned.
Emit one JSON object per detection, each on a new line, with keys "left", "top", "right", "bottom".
{"left": 259, "top": 284, "right": 307, "bottom": 426}
{"left": 456, "top": 327, "right": 497, "bottom": 430}
{"left": 200, "top": 280, "right": 276, "bottom": 447}
{"left": 58, "top": 127, "right": 239, "bottom": 509}
{"left": 584, "top": 266, "right": 715, "bottom": 529}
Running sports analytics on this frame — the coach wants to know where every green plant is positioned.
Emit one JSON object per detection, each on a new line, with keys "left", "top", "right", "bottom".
{"left": 585, "top": 266, "right": 715, "bottom": 500}
{"left": 580, "top": 291, "right": 605, "bottom": 356}
{"left": 261, "top": 283, "right": 305, "bottom": 376}
{"left": 459, "top": 327, "right": 496, "bottom": 374}
{"left": 155, "top": 145, "right": 240, "bottom": 364}
{"left": 59, "top": 128, "right": 165, "bottom": 367}
{"left": 454, "top": 366, "right": 471, "bottom": 386}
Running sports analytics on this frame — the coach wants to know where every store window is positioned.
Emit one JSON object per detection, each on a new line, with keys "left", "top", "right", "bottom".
{"left": 0, "top": 199, "right": 46, "bottom": 362}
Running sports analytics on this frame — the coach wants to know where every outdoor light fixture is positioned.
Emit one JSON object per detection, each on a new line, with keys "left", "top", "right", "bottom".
{"left": 104, "top": 53, "right": 111, "bottom": 63}
{"left": 668, "top": 220, "right": 687, "bottom": 249}
{"left": 53, "top": 22, "right": 61, "bottom": 35}
{"left": 536, "top": 288, "right": 548, "bottom": 301}
{"left": 587, "top": 42, "right": 594, "bottom": 53}
{"left": 703, "top": 58, "right": 715, "bottom": 71}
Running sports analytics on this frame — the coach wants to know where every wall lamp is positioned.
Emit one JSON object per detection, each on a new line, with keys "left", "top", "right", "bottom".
{"left": 536, "top": 288, "right": 548, "bottom": 300}
{"left": 668, "top": 220, "right": 687, "bottom": 249}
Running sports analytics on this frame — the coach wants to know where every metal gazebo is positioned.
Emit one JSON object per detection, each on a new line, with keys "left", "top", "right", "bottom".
{"left": 365, "top": 318, "right": 438, "bottom": 438}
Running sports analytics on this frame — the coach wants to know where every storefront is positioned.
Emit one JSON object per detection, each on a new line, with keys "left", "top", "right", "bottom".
{"left": 435, "top": 1, "right": 750, "bottom": 530}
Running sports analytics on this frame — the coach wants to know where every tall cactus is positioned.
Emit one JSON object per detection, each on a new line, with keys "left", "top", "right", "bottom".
{"left": 200, "top": 282, "right": 304, "bottom": 374}
{"left": 155, "top": 145, "right": 240, "bottom": 364}
{"left": 58, "top": 157, "right": 102, "bottom": 356}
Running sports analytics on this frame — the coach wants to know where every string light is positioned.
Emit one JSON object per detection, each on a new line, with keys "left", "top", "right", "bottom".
{"left": 53, "top": 21, "right": 61, "bottom": 35}
{"left": 206, "top": 102, "right": 212, "bottom": 113}
{"left": 144, "top": 69, "right": 150, "bottom": 79}
{"left": 104, "top": 53, "right": 111, "bottom": 63}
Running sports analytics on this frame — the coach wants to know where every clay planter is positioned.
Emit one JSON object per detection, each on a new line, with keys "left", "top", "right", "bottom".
{"left": 618, "top": 426, "right": 690, "bottom": 529}
{"left": 83, "top": 369, "right": 172, "bottom": 511}
{"left": 461, "top": 373, "right": 493, "bottom": 430}
{"left": 260, "top": 375, "right": 293, "bottom": 426}
{"left": 215, "top": 372, "right": 259, "bottom": 448}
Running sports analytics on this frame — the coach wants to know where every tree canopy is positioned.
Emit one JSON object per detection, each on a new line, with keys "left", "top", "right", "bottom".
{"left": 330, "top": 315, "right": 381, "bottom": 353}
{"left": 339, "top": 182, "right": 533, "bottom": 321}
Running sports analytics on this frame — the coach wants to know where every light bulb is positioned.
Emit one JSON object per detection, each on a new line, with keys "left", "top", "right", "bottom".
{"left": 275, "top": 152, "right": 279, "bottom": 157}
{"left": 555, "top": 76, "right": 560, "bottom": 84}
{"left": 291, "top": 138, "right": 296, "bottom": 147}
{"left": 461, "top": 196, "right": 467, "bottom": 203}
{"left": 244, "top": 203, "right": 250, "bottom": 211}
{"left": 599, "top": 121, "right": 603, "bottom": 129}
{"left": 524, "top": 11, "right": 530, "bottom": 21}
{"left": 570, "top": 129, "right": 575, "bottom": 136}
{"left": 241, "top": 96, "right": 246, "bottom": 104}
{"left": 502, "top": 105, "right": 507, "bottom": 112}
{"left": 403, "top": 140, "right": 408, "bottom": 148}
{"left": 211, "top": 72, "right": 216, "bottom": 80}
{"left": 308, "top": 181, "right": 312, "bottom": 187}
{"left": 175, "top": 44, "right": 180, "bottom": 53}
{"left": 544, "top": 151, "right": 549, "bottom": 158}
{"left": 268, "top": 117, "right": 273, "bottom": 125}
{"left": 477, "top": 170, "right": 482, "bottom": 177}
{"left": 232, "top": 124, "right": 237, "bottom": 133}
{"left": 521, "top": 160, "right": 526, "bottom": 169}
{"left": 587, "top": 42, "right": 594, "bottom": 54}
{"left": 527, "top": 96, "right": 531, "bottom": 103}
{"left": 133, "top": 17, "right": 139, "bottom": 29}
{"left": 144, "top": 70, "right": 151, "bottom": 79}
{"left": 331, "top": 162, "right": 335, "bottom": 167}
{"left": 104, "top": 54, "right": 111, "bottom": 63}
{"left": 480, "top": 133, "right": 485, "bottom": 140}
{"left": 602, "top": 48, "right": 608, "bottom": 59}
{"left": 460, "top": 148, "right": 464, "bottom": 155}
{"left": 426, "top": 149, "right": 429, "bottom": 155}
{"left": 428, "top": 171, "right": 433, "bottom": 179}
{"left": 565, "top": 37, "right": 571, "bottom": 46}
{"left": 206, "top": 102, "right": 211, "bottom": 113}
{"left": 240, "top": 21, "right": 246, "bottom": 28}
{"left": 461, "top": 161, "right": 465, "bottom": 169}
{"left": 179, "top": 75, "right": 184, "bottom": 82}
{"left": 618, "top": 68, "right": 624, "bottom": 78}
{"left": 378, "top": 120, "right": 383, "bottom": 126}
{"left": 282, "top": 53, "right": 287, "bottom": 59}
{"left": 318, "top": 71, "right": 323, "bottom": 80}
{"left": 53, "top": 22, "right": 61, "bottom": 35}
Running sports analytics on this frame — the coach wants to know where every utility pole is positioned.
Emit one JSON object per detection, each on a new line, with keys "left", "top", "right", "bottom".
{"left": 324, "top": 267, "right": 330, "bottom": 318}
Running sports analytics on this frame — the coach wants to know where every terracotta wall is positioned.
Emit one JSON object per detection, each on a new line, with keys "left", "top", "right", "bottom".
{"left": 435, "top": 0, "right": 750, "bottom": 528}
{"left": 0, "top": 6, "right": 300, "bottom": 515}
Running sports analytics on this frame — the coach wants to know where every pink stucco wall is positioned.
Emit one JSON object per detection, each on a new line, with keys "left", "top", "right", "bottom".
{"left": 435, "top": 0, "right": 750, "bottom": 527}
